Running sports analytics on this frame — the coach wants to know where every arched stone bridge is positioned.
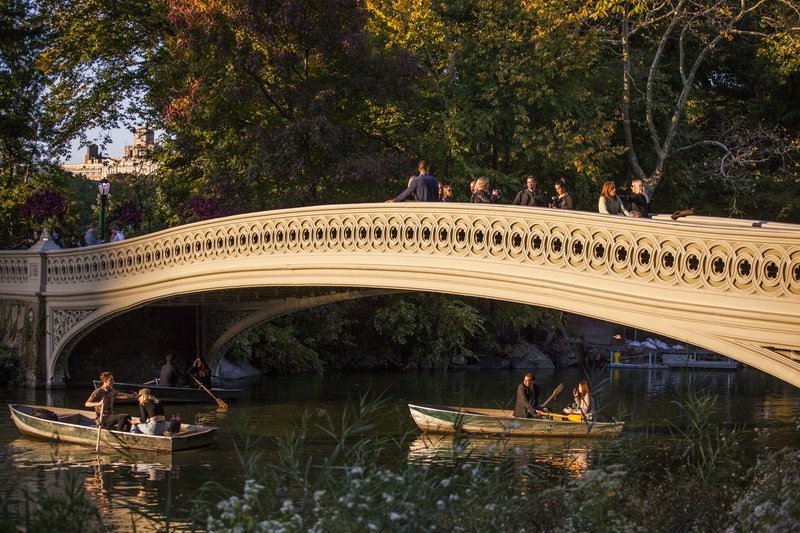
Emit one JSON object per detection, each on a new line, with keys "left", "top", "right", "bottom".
{"left": 1, "top": 203, "right": 799, "bottom": 388}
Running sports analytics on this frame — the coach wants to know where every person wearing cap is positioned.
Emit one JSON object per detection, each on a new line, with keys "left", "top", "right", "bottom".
{"left": 132, "top": 388, "right": 166, "bottom": 435}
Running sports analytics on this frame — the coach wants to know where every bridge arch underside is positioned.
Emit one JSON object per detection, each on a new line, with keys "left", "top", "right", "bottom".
{"left": 49, "top": 287, "right": 394, "bottom": 386}
{"left": 48, "top": 256, "right": 800, "bottom": 388}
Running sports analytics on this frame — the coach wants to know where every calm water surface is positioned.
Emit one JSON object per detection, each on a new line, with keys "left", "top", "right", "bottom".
{"left": 1, "top": 366, "right": 798, "bottom": 530}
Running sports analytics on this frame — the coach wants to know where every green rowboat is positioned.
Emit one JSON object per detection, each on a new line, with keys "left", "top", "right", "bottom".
{"left": 408, "top": 403, "right": 624, "bottom": 438}
{"left": 9, "top": 404, "right": 216, "bottom": 452}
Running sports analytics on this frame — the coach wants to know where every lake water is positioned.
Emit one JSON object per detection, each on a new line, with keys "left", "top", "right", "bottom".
{"left": 1, "top": 366, "right": 798, "bottom": 530}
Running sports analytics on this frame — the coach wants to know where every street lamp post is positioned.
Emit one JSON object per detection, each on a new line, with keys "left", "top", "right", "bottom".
{"left": 98, "top": 178, "right": 110, "bottom": 243}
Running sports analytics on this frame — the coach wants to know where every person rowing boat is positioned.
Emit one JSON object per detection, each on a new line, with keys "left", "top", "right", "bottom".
{"left": 85, "top": 371, "right": 136, "bottom": 431}
{"left": 513, "top": 372, "right": 541, "bottom": 418}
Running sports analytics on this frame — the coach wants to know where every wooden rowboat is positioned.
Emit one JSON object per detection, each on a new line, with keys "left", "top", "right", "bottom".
{"left": 408, "top": 403, "right": 625, "bottom": 438}
{"left": 92, "top": 380, "right": 242, "bottom": 404}
{"left": 9, "top": 404, "right": 217, "bottom": 452}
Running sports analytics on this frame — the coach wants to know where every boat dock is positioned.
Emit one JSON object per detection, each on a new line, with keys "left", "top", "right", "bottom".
{"left": 607, "top": 348, "right": 739, "bottom": 370}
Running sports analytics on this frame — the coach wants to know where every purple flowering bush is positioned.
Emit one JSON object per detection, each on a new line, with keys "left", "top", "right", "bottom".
{"left": 185, "top": 196, "right": 224, "bottom": 222}
{"left": 20, "top": 190, "right": 66, "bottom": 224}
{"left": 109, "top": 200, "right": 142, "bottom": 229}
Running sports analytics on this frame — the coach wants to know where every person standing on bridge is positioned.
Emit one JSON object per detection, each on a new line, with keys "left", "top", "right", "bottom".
{"left": 598, "top": 181, "right": 629, "bottom": 216}
{"left": 472, "top": 177, "right": 500, "bottom": 203}
{"left": 512, "top": 175, "right": 546, "bottom": 207}
{"left": 550, "top": 179, "right": 575, "bottom": 210}
{"left": 110, "top": 224, "right": 125, "bottom": 242}
{"left": 441, "top": 184, "right": 454, "bottom": 202}
{"left": 618, "top": 178, "right": 650, "bottom": 218}
{"left": 386, "top": 160, "right": 439, "bottom": 202}
{"left": 83, "top": 223, "right": 97, "bottom": 246}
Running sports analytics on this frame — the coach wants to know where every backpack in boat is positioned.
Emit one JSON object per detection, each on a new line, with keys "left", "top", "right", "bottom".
{"left": 31, "top": 408, "right": 59, "bottom": 421}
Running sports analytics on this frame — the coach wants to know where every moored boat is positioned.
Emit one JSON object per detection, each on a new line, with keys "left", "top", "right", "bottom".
{"left": 92, "top": 380, "right": 242, "bottom": 404}
{"left": 9, "top": 404, "right": 217, "bottom": 452}
{"left": 408, "top": 403, "right": 624, "bottom": 438}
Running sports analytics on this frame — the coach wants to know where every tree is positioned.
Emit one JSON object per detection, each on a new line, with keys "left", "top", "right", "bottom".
{"left": 148, "top": 0, "right": 425, "bottom": 214}
{"left": 584, "top": 0, "right": 800, "bottom": 207}
{"left": 0, "top": 0, "right": 46, "bottom": 185}
{"left": 366, "top": 0, "right": 625, "bottom": 205}
{"left": 35, "top": 0, "right": 167, "bottom": 157}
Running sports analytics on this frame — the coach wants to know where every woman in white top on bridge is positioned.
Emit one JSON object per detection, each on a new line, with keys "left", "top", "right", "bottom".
{"left": 598, "top": 181, "right": 629, "bottom": 216}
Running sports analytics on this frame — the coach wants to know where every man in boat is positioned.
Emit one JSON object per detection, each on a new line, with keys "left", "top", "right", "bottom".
{"left": 159, "top": 354, "right": 181, "bottom": 387}
{"left": 85, "top": 371, "right": 136, "bottom": 431}
{"left": 513, "top": 372, "right": 541, "bottom": 418}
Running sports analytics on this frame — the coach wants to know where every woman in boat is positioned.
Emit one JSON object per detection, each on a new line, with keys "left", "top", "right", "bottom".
{"left": 133, "top": 388, "right": 166, "bottom": 435}
{"left": 513, "top": 372, "right": 541, "bottom": 418}
{"left": 188, "top": 355, "right": 212, "bottom": 389}
{"left": 564, "top": 380, "right": 596, "bottom": 421}
{"left": 85, "top": 371, "right": 135, "bottom": 431}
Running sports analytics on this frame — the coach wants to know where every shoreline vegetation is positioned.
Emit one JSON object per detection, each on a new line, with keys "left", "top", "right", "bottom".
{"left": 2, "top": 390, "right": 798, "bottom": 531}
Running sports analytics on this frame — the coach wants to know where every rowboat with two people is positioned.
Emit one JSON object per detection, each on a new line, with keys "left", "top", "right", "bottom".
{"left": 408, "top": 403, "right": 624, "bottom": 438}
{"left": 92, "top": 379, "right": 242, "bottom": 405}
{"left": 9, "top": 404, "right": 217, "bottom": 452}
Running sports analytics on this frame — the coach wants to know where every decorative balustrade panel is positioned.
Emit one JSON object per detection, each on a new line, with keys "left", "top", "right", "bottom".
{"left": 18, "top": 204, "right": 798, "bottom": 300}
{"left": 0, "top": 254, "right": 32, "bottom": 284}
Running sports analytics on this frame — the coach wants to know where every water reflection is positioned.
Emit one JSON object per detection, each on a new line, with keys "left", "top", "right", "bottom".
{"left": 8, "top": 437, "right": 174, "bottom": 468}
{"left": 7, "top": 437, "right": 183, "bottom": 532}
{"left": 407, "top": 433, "right": 595, "bottom": 478}
{"left": 193, "top": 408, "right": 228, "bottom": 427}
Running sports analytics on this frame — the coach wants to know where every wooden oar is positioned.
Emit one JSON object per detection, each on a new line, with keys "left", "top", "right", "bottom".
{"left": 192, "top": 377, "right": 228, "bottom": 410}
{"left": 540, "top": 383, "right": 564, "bottom": 408}
{"left": 95, "top": 399, "right": 104, "bottom": 452}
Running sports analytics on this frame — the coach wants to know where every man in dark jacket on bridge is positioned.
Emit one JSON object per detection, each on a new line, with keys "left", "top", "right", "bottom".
{"left": 512, "top": 175, "right": 546, "bottom": 207}
{"left": 386, "top": 160, "right": 439, "bottom": 202}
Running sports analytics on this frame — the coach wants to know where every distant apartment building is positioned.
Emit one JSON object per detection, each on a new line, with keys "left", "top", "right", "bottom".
{"left": 61, "top": 127, "right": 159, "bottom": 179}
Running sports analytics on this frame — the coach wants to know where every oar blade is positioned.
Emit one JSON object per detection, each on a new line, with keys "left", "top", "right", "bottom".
{"left": 540, "top": 383, "right": 564, "bottom": 408}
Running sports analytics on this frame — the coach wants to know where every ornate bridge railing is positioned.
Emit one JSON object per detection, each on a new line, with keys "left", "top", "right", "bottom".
{"left": 1, "top": 203, "right": 799, "bottom": 386}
